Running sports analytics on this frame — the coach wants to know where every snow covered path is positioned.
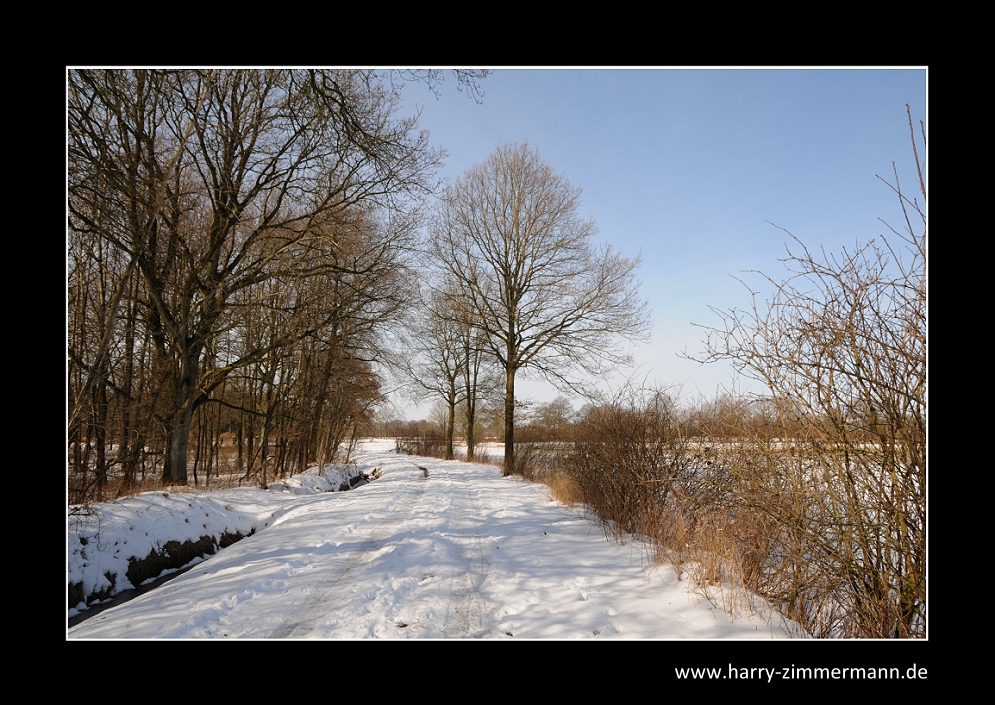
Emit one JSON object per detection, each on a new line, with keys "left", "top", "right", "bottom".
{"left": 68, "top": 441, "right": 790, "bottom": 639}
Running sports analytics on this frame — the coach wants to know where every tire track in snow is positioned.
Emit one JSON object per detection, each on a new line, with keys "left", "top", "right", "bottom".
{"left": 269, "top": 466, "right": 429, "bottom": 638}
{"left": 439, "top": 463, "right": 492, "bottom": 638}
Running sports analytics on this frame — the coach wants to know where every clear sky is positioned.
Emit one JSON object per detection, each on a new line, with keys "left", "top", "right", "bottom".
{"left": 392, "top": 67, "right": 927, "bottom": 418}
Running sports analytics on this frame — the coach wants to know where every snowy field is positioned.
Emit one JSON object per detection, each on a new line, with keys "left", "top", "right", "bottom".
{"left": 68, "top": 439, "right": 800, "bottom": 639}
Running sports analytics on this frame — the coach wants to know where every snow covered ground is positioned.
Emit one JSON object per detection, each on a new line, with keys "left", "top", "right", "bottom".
{"left": 68, "top": 439, "right": 800, "bottom": 639}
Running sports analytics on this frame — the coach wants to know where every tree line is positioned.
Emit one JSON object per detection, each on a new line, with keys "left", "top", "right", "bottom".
{"left": 68, "top": 68, "right": 487, "bottom": 499}
{"left": 68, "top": 69, "right": 649, "bottom": 498}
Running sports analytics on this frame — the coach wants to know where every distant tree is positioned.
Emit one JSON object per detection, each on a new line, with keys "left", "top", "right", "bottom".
{"left": 430, "top": 142, "right": 649, "bottom": 475}
{"left": 407, "top": 274, "right": 500, "bottom": 460}
{"left": 533, "top": 396, "right": 575, "bottom": 440}
{"left": 453, "top": 294, "right": 496, "bottom": 461}
{"left": 407, "top": 286, "right": 468, "bottom": 459}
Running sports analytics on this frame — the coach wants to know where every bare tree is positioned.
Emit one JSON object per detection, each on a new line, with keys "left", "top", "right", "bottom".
{"left": 406, "top": 276, "right": 499, "bottom": 460}
{"left": 406, "top": 285, "right": 469, "bottom": 460}
{"left": 430, "top": 142, "right": 649, "bottom": 475}
{"left": 532, "top": 395, "right": 576, "bottom": 440}
{"left": 456, "top": 298, "right": 497, "bottom": 461}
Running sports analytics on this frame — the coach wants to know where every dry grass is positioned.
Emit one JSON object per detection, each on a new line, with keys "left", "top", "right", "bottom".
{"left": 541, "top": 468, "right": 583, "bottom": 506}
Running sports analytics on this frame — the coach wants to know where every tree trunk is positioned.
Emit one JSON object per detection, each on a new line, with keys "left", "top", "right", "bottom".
{"left": 93, "top": 366, "right": 108, "bottom": 497}
{"left": 464, "top": 348, "right": 480, "bottom": 461}
{"left": 306, "top": 348, "right": 336, "bottom": 465}
{"left": 162, "top": 343, "right": 203, "bottom": 484}
{"left": 465, "top": 401, "right": 476, "bottom": 461}
{"left": 119, "top": 279, "right": 138, "bottom": 488}
{"left": 446, "top": 398, "right": 456, "bottom": 460}
{"left": 504, "top": 367, "right": 516, "bottom": 476}
{"left": 163, "top": 402, "right": 195, "bottom": 484}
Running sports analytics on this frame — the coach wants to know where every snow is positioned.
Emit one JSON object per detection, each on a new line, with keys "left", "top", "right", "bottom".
{"left": 68, "top": 440, "right": 797, "bottom": 639}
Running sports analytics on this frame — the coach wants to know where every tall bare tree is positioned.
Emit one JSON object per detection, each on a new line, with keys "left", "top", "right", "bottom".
{"left": 456, "top": 295, "right": 495, "bottom": 461}
{"left": 430, "top": 142, "right": 649, "bottom": 475}
{"left": 407, "top": 286, "right": 468, "bottom": 460}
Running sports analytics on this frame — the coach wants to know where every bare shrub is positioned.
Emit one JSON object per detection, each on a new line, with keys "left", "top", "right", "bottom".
{"left": 697, "top": 107, "right": 926, "bottom": 637}
{"left": 394, "top": 433, "right": 448, "bottom": 459}
{"left": 569, "top": 387, "right": 693, "bottom": 541}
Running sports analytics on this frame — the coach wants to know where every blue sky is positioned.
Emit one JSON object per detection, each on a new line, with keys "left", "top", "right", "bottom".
{"left": 394, "top": 67, "right": 927, "bottom": 416}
